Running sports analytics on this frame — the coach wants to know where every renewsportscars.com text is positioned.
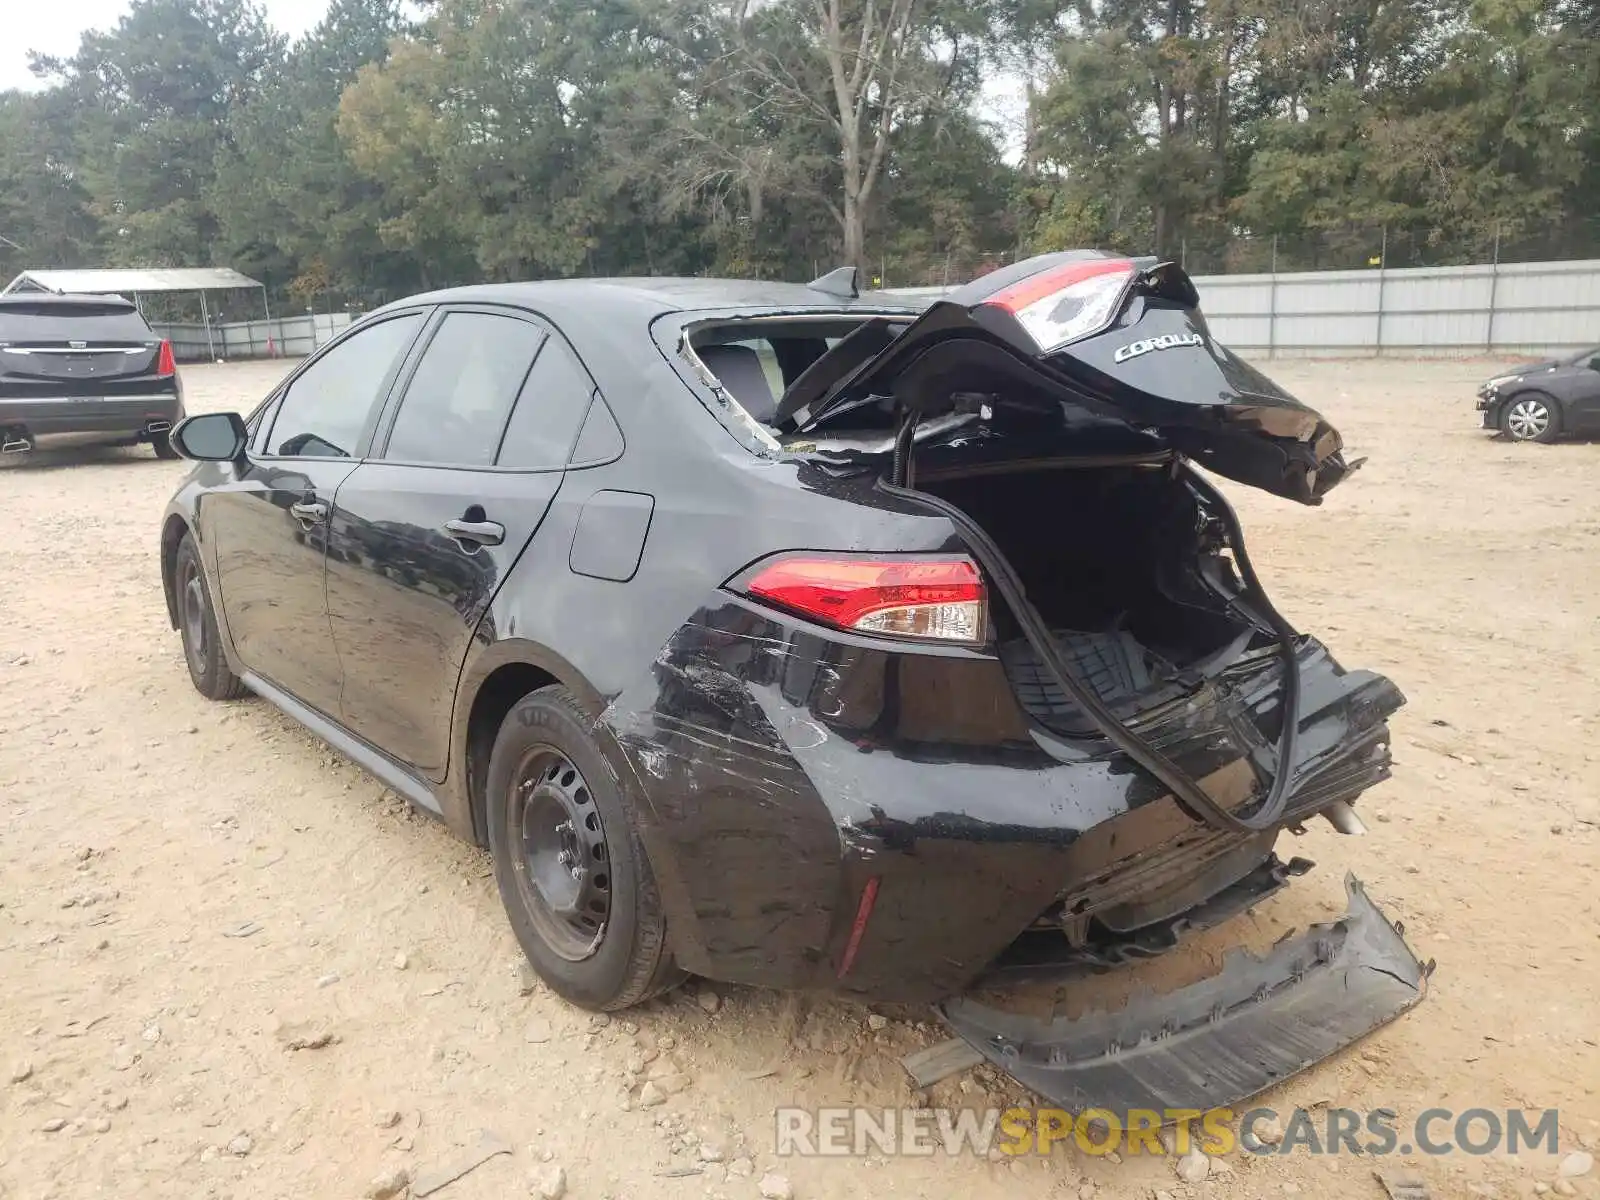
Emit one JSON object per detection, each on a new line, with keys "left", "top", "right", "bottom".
{"left": 773, "top": 1106, "right": 1564, "bottom": 1158}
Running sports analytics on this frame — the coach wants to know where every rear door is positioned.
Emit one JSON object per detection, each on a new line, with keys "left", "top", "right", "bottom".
{"left": 324, "top": 306, "right": 596, "bottom": 778}
{"left": 208, "top": 310, "right": 427, "bottom": 716}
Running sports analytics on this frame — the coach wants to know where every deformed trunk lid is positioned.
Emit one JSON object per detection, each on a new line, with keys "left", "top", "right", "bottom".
{"left": 784, "top": 252, "right": 1353, "bottom": 505}
{"left": 937, "top": 874, "right": 1430, "bottom": 1115}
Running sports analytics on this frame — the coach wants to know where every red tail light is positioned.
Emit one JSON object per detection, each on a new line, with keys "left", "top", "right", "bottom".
{"left": 737, "top": 554, "right": 987, "bottom": 644}
{"left": 155, "top": 340, "right": 176, "bottom": 376}
{"left": 983, "top": 257, "right": 1136, "bottom": 353}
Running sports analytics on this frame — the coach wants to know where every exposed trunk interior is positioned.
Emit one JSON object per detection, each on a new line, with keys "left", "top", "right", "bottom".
{"left": 918, "top": 460, "right": 1261, "bottom": 734}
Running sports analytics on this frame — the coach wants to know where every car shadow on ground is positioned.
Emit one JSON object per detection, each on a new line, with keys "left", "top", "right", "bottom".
{"left": 0, "top": 444, "right": 168, "bottom": 471}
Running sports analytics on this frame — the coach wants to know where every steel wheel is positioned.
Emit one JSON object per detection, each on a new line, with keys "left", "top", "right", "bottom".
{"left": 1504, "top": 396, "right": 1553, "bottom": 442}
{"left": 509, "top": 748, "right": 612, "bottom": 961}
{"left": 180, "top": 556, "right": 210, "bottom": 676}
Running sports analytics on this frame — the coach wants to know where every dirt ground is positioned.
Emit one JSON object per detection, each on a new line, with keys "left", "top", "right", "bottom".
{"left": 2, "top": 357, "right": 1598, "bottom": 1200}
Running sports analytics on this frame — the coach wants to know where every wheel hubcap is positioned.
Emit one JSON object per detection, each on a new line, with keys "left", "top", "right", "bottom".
{"left": 180, "top": 563, "right": 208, "bottom": 672}
{"left": 510, "top": 750, "right": 611, "bottom": 961}
{"left": 1508, "top": 399, "right": 1550, "bottom": 440}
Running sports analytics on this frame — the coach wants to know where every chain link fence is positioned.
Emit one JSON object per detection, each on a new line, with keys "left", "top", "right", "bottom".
{"left": 1173, "top": 218, "right": 1600, "bottom": 277}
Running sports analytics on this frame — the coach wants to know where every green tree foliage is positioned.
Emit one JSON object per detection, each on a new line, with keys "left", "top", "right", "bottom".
{"left": 0, "top": 0, "right": 1594, "bottom": 295}
{"left": 30, "top": 0, "right": 284, "bottom": 267}
{"left": 211, "top": 0, "right": 415, "bottom": 302}
{"left": 0, "top": 91, "right": 100, "bottom": 280}
{"left": 1027, "top": 0, "right": 1597, "bottom": 268}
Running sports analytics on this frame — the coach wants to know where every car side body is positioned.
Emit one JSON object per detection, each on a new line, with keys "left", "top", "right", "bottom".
{"left": 1477, "top": 345, "right": 1600, "bottom": 442}
{"left": 159, "top": 267, "right": 1411, "bottom": 1016}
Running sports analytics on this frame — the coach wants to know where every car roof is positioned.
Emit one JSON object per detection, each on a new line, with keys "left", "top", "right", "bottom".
{"left": 369, "top": 276, "right": 921, "bottom": 325}
{"left": 0, "top": 291, "right": 137, "bottom": 310}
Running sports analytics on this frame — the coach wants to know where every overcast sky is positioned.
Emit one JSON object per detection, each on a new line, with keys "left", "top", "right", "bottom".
{"left": 1, "top": 0, "right": 334, "bottom": 91}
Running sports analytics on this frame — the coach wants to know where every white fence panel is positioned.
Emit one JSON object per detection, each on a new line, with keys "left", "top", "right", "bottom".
{"left": 886, "top": 258, "right": 1600, "bottom": 357}
{"left": 147, "top": 260, "right": 1600, "bottom": 363}
{"left": 149, "top": 311, "right": 357, "bottom": 361}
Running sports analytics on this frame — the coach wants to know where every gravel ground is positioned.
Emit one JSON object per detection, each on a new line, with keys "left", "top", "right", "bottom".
{"left": 2, "top": 357, "right": 1597, "bottom": 1200}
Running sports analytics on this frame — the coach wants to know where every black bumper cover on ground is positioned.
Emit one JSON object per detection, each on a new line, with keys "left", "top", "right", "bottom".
{"left": 939, "top": 874, "right": 1430, "bottom": 1114}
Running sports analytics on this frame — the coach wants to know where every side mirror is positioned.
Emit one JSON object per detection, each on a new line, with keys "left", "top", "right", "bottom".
{"left": 170, "top": 412, "right": 248, "bottom": 461}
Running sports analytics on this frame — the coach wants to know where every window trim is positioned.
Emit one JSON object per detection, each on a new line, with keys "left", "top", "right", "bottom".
{"left": 254, "top": 308, "right": 432, "bottom": 463}
{"left": 368, "top": 304, "right": 546, "bottom": 471}
{"left": 565, "top": 389, "right": 626, "bottom": 470}
{"left": 368, "top": 302, "right": 603, "bottom": 475}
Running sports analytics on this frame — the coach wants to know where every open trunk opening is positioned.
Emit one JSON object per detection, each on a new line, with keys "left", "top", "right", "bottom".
{"left": 918, "top": 459, "right": 1263, "bottom": 734}
{"left": 886, "top": 422, "right": 1313, "bottom": 838}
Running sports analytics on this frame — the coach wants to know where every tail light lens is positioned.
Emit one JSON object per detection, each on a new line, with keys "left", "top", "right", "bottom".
{"left": 983, "top": 258, "right": 1136, "bottom": 353}
{"left": 736, "top": 554, "right": 987, "bottom": 644}
{"left": 155, "top": 340, "right": 176, "bottom": 376}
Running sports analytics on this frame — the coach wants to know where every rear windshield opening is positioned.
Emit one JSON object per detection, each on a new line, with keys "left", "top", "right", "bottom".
{"left": 686, "top": 316, "right": 909, "bottom": 431}
{"left": 0, "top": 298, "right": 154, "bottom": 344}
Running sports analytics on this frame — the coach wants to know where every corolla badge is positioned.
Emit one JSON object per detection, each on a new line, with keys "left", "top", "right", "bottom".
{"left": 1113, "top": 331, "right": 1203, "bottom": 363}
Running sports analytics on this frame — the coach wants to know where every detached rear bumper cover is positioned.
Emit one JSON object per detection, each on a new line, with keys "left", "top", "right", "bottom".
{"left": 939, "top": 874, "right": 1429, "bottom": 1113}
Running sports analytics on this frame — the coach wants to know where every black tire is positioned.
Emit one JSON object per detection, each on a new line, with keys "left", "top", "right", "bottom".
{"left": 486, "top": 685, "right": 683, "bottom": 1010}
{"left": 152, "top": 431, "right": 180, "bottom": 459}
{"left": 175, "top": 534, "right": 246, "bottom": 701}
{"left": 1500, "top": 392, "right": 1562, "bottom": 443}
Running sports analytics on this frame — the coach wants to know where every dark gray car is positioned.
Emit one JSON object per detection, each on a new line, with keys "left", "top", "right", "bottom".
{"left": 1477, "top": 345, "right": 1600, "bottom": 442}
{"left": 0, "top": 293, "right": 184, "bottom": 458}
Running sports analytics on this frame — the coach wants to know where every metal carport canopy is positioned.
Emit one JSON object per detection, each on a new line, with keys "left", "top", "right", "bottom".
{"left": 1, "top": 267, "right": 270, "bottom": 363}
{"left": 1, "top": 267, "right": 262, "bottom": 294}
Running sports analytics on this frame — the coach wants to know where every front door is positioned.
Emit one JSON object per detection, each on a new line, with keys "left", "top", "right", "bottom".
{"left": 324, "top": 307, "right": 597, "bottom": 777}
{"left": 209, "top": 311, "right": 427, "bottom": 715}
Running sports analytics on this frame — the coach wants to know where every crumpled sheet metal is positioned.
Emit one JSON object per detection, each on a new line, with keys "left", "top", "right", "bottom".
{"left": 939, "top": 874, "right": 1432, "bottom": 1114}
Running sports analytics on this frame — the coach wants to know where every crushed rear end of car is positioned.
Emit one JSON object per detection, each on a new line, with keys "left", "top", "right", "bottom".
{"left": 603, "top": 252, "right": 1427, "bottom": 1115}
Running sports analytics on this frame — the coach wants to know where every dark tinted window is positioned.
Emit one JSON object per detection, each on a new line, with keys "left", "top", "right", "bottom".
{"left": 0, "top": 301, "right": 153, "bottom": 342}
{"left": 266, "top": 313, "right": 422, "bottom": 458}
{"left": 384, "top": 311, "right": 546, "bottom": 466}
{"left": 496, "top": 337, "right": 595, "bottom": 469}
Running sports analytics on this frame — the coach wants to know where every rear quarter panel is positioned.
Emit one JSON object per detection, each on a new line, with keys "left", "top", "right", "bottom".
{"left": 451, "top": 348, "right": 962, "bottom": 973}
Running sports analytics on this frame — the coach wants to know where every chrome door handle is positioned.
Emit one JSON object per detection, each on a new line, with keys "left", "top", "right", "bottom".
{"left": 444, "top": 518, "right": 505, "bottom": 547}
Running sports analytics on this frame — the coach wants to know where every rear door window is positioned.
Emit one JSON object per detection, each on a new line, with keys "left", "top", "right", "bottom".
{"left": 265, "top": 312, "right": 424, "bottom": 458}
{"left": 382, "top": 311, "right": 546, "bottom": 467}
{"left": 496, "top": 335, "right": 597, "bottom": 469}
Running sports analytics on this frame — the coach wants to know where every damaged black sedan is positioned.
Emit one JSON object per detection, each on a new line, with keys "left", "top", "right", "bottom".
{"left": 158, "top": 252, "right": 1426, "bottom": 1113}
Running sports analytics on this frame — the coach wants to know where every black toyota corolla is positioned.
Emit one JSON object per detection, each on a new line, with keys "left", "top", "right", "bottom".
{"left": 160, "top": 253, "right": 1428, "bottom": 1112}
